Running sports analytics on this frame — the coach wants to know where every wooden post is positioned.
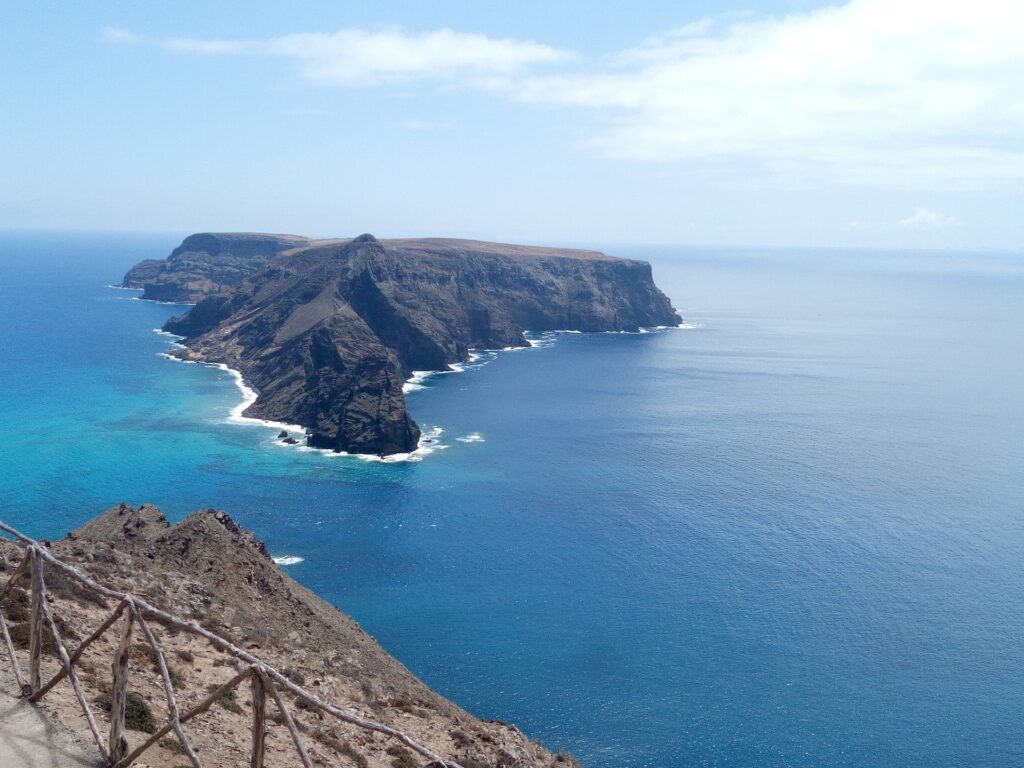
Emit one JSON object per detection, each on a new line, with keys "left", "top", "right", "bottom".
{"left": 111, "top": 668, "right": 250, "bottom": 768}
{"left": 131, "top": 606, "right": 202, "bottom": 768}
{"left": 39, "top": 587, "right": 108, "bottom": 760}
{"left": 0, "top": 519, "right": 465, "bottom": 768}
{"left": 262, "top": 671, "right": 312, "bottom": 768}
{"left": 28, "top": 546, "right": 43, "bottom": 692}
{"left": 29, "top": 600, "right": 127, "bottom": 703}
{"left": 109, "top": 607, "right": 135, "bottom": 762}
{"left": 0, "top": 607, "right": 28, "bottom": 695}
{"left": 251, "top": 669, "right": 267, "bottom": 768}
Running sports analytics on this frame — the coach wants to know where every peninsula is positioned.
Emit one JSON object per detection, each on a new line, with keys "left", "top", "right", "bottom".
{"left": 124, "top": 233, "right": 681, "bottom": 455}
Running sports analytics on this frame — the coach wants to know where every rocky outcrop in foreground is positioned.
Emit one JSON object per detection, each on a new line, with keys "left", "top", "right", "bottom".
{"left": 126, "top": 232, "right": 681, "bottom": 454}
{"left": 0, "top": 504, "right": 579, "bottom": 768}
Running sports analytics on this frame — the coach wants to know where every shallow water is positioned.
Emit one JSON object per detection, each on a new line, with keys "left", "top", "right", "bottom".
{"left": 1, "top": 231, "right": 1022, "bottom": 767}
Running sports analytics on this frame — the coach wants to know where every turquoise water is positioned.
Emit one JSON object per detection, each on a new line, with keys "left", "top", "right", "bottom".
{"left": 1, "top": 231, "right": 1023, "bottom": 767}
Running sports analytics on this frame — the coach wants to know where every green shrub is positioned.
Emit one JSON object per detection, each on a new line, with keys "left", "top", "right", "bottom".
{"left": 205, "top": 683, "right": 243, "bottom": 714}
{"left": 95, "top": 691, "right": 158, "bottom": 734}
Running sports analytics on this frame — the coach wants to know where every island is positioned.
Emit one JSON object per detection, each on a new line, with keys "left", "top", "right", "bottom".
{"left": 124, "top": 232, "right": 681, "bottom": 455}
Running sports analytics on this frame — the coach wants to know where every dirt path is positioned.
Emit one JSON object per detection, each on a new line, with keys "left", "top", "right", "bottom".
{"left": 0, "top": 666, "right": 101, "bottom": 768}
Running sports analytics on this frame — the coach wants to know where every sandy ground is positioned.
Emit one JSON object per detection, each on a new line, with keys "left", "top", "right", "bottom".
{"left": 0, "top": 663, "right": 103, "bottom": 768}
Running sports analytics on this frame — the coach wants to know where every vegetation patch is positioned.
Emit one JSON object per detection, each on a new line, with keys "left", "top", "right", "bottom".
{"left": 386, "top": 744, "right": 418, "bottom": 768}
{"left": 159, "top": 737, "right": 189, "bottom": 756}
{"left": 205, "top": 682, "right": 244, "bottom": 714}
{"left": 95, "top": 691, "right": 158, "bottom": 734}
{"left": 315, "top": 729, "right": 370, "bottom": 768}
{"left": 1, "top": 588, "right": 30, "bottom": 622}
{"left": 7, "top": 621, "right": 70, "bottom": 655}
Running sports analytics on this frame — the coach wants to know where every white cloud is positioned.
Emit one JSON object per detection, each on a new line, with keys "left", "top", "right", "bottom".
{"left": 102, "top": 2, "right": 1024, "bottom": 188}
{"left": 896, "top": 207, "right": 961, "bottom": 230}
{"left": 508, "top": 0, "right": 1024, "bottom": 187}
{"left": 100, "top": 27, "right": 146, "bottom": 45}
{"left": 106, "top": 26, "right": 571, "bottom": 86}
{"left": 162, "top": 37, "right": 256, "bottom": 56}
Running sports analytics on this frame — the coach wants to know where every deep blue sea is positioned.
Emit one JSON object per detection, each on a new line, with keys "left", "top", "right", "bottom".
{"left": 1, "top": 231, "right": 1022, "bottom": 767}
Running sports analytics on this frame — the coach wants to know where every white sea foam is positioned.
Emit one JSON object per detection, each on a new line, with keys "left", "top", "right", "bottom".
{"left": 598, "top": 324, "right": 690, "bottom": 335}
{"left": 456, "top": 433, "right": 485, "bottom": 443}
{"left": 153, "top": 328, "right": 185, "bottom": 340}
{"left": 402, "top": 353, "right": 496, "bottom": 393}
{"left": 403, "top": 370, "right": 437, "bottom": 393}
{"left": 130, "top": 296, "right": 196, "bottom": 306}
{"left": 156, "top": 343, "right": 305, "bottom": 432}
{"left": 157, "top": 342, "right": 448, "bottom": 461}
{"left": 203, "top": 363, "right": 307, "bottom": 433}
{"left": 272, "top": 556, "right": 305, "bottom": 566}
{"left": 292, "top": 425, "right": 448, "bottom": 463}
{"left": 108, "top": 284, "right": 142, "bottom": 291}
{"left": 401, "top": 330, "right": 565, "bottom": 388}
{"left": 158, "top": 350, "right": 189, "bottom": 362}
{"left": 524, "top": 332, "right": 557, "bottom": 348}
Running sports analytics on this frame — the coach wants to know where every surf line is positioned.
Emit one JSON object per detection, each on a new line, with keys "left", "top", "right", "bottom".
{"left": 403, "top": 324, "right": 690, "bottom": 392}
{"left": 155, "top": 330, "right": 445, "bottom": 463}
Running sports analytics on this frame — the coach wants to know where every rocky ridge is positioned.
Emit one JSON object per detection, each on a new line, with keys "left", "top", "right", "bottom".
{"left": 125, "top": 232, "right": 681, "bottom": 454}
{"left": 0, "top": 504, "right": 578, "bottom": 768}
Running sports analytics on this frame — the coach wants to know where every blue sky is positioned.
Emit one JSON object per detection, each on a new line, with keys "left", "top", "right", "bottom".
{"left": 2, "top": 0, "right": 1022, "bottom": 248}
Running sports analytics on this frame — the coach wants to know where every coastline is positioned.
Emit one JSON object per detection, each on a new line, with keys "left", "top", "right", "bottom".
{"left": 142, "top": 287, "right": 693, "bottom": 465}
{"left": 156, "top": 329, "right": 448, "bottom": 463}
{"left": 112, "top": 284, "right": 197, "bottom": 307}
{"left": 403, "top": 324, "right": 693, "bottom": 392}
{"left": 128, "top": 286, "right": 442, "bottom": 462}
{"left": 132, "top": 296, "right": 197, "bottom": 306}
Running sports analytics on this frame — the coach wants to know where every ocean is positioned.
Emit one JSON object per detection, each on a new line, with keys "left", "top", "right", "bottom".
{"left": 1, "top": 230, "right": 1022, "bottom": 767}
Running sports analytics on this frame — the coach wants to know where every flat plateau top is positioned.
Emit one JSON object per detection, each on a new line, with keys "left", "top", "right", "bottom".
{"left": 380, "top": 238, "right": 616, "bottom": 260}
{"left": 191, "top": 232, "right": 624, "bottom": 261}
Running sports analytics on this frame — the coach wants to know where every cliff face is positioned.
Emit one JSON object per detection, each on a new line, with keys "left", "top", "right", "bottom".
{"left": 122, "top": 232, "right": 310, "bottom": 302}
{"left": 0, "top": 504, "right": 578, "bottom": 768}
{"left": 138, "top": 232, "right": 680, "bottom": 455}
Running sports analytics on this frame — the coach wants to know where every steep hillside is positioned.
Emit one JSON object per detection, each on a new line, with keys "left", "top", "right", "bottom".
{"left": 0, "top": 504, "right": 579, "bottom": 768}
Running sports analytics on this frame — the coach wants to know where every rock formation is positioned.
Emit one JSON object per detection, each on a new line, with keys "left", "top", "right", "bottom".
{"left": 0, "top": 504, "right": 579, "bottom": 768}
{"left": 125, "top": 232, "right": 681, "bottom": 455}
{"left": 122, "top": 232, "right": 311, "bottom": 302}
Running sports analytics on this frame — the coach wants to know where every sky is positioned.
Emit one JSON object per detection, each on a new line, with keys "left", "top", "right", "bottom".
{"left": 2, "top": 0, "right": 1023, "bottom": 249}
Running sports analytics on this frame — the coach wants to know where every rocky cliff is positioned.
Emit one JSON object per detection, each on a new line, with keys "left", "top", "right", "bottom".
{"left": 123, "top": 232, "right": 311, "bottom": 302}
{"left": 0, "top": 504, "right": 578, "bottom": 768}
{"left": 128, "top": 232, "right": 681, "bottom": 455}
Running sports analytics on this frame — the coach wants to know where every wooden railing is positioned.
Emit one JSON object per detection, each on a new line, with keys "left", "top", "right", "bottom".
{"left": 0, "top": 519, "right": 462, "bottom": 768}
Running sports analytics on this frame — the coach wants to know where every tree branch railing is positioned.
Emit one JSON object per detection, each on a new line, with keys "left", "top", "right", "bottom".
{"left": 0, "top": 519, "right": 464, "bottom": 768}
